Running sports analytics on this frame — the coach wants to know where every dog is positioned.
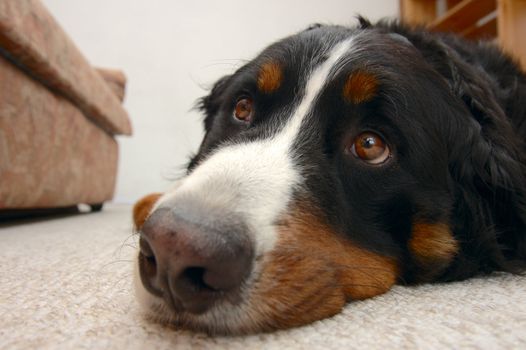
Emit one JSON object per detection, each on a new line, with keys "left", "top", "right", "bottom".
{"left": 132, "top": 17, "right": 526, "bottom": 335}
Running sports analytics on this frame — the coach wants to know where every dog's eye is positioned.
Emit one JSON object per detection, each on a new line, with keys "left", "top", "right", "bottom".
{"left": 233, "top": 97, "right": 253, "bottom": 122}
{"left": 349, "top": 132, "right": 390, "bottom": 164}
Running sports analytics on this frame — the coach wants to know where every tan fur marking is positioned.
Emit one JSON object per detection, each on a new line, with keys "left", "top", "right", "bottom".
{"left": 409, "top": 222, "right": 459, "bottom": 280}
{"left": 132, "top": 193, "right": 163, "bottom": 230}
{"left": 409, "top": 222, "right": 458, "bottom": 261}
{"left": 251, "top": 202, "right": 398, "bottom": 330}
{"left": 343, "top": 70, "right": 378, "bottom": 104}
{"left": 257, "top": 61, "right": 283, "bottom": 93}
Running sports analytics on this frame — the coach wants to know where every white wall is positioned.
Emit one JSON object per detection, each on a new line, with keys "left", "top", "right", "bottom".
{"left": 42, "top": 0, "right": 398, "bottom": 204}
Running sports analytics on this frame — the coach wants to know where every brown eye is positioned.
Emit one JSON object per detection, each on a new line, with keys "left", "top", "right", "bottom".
{"left": 234, "top": 97, "right": 253, "bottom": 122}
{"left": 350, "top": 132, "right": 391, "bottom": 164}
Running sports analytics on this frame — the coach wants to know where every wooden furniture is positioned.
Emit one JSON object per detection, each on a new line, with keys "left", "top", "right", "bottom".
{"left": 400, "top": 0, "right": 526, "bottom": 70}
{"left": 0, "top": 0, "right": 132, "bottom": 213}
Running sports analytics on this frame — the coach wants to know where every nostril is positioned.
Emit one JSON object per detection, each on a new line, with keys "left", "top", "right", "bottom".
{"left": 181, "top": 267, "right": 216, "bottom": 291}
{"left": 140, "top": 237, "right": 154, "bottom": 258}
{"left": 140, "top": 238, "right": 157, "bottom": 268}
{"left": 138, "top": 237, "right": 162, "bottom": 297}
{"left": 173, "top": 266, "right": 223, "bottom": 314}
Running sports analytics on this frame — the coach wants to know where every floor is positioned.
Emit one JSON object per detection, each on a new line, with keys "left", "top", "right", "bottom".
{"left": 1, "top": 205, "right": 525, "bottom": 349}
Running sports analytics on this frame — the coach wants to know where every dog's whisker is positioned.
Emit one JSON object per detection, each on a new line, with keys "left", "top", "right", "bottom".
{"left": 98, "top": 259, "right": 135, "bottom": 273}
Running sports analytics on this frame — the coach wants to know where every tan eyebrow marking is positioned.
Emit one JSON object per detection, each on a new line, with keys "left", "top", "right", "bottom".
{"left": 257, "top": 61, "right": 283, "bottom": 94}
{"left": 343, "top": 70, "right": 378, "bottom": 104}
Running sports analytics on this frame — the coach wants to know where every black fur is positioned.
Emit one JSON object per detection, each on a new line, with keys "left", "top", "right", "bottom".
{"left": 191, "top": 20, "right": 526, "bottom": 284}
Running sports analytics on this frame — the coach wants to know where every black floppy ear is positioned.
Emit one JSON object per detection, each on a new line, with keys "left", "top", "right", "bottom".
{"left": 426, "top": 41, "right": 526, "bottom": 273}
{"left": 392, "top": 25, "right": 526, "bottom": 273}
{"left": 448, "top": 113, "right": 526, "bottom": 273}
{"left": 449, "top": 137, "right": 526, "bottom": 276}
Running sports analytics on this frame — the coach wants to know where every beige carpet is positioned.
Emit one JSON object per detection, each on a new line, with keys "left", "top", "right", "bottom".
{"left": 1, "top": 205, "right": 526, "bottom": 349}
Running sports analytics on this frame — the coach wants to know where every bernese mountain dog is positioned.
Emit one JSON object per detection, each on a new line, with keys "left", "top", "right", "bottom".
{"left": 132, "top": 18, "right": 526, "bottom": 334}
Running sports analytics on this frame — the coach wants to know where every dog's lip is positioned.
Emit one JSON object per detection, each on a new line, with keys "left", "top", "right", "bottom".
{"left": 162, "top": 284, "right": 185, "bottom": 313}
{"left": 158, "top": 271, "right": 250, "bottom": 315}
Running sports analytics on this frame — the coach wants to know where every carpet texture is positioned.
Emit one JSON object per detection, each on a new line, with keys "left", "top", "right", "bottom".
{"left": 1, "top": 205, "right": 525, "bottom": 349}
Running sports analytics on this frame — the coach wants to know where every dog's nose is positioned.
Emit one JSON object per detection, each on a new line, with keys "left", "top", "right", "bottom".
{"left": 138, "top": 207, "right": 253, "bottom": 314}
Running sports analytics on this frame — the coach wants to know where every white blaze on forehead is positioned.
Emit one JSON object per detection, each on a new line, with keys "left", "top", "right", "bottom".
{"left": 279, "top": 37, "right": 355, "bottom": 141}
{"left": 156, "top": 37, "right": 354, "bottom": 256}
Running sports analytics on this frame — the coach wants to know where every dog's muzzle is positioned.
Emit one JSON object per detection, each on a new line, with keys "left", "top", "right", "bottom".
{"left": 138, "top": 201, "right": 254, "bottom": 314}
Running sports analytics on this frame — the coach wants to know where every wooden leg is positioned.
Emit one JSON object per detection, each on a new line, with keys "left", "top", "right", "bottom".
{"left": 498, "top": 0, "right": 526, "bottom": 70}
{"left": 90, "top": 203, "right": 104, "bottom": 212}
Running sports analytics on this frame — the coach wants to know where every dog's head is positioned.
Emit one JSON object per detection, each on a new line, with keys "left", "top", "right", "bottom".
{"left": 133, "top": 21, "right": 526, "bottom": 334}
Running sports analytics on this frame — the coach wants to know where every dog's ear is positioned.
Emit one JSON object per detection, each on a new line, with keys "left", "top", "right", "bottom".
{"left": 419, "top": 39, "right": 526, "bottom": 273}
{"left": 390, "top": 25, "right": 526, "bottom": 272}
{"left": 447, "top": 115, "right": 526, "bottom": 274}
{"left": 133, "top": 193, "right": 163, "bottom": 230}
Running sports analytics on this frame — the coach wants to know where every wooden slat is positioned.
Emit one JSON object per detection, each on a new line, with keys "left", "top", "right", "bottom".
{"left": 462, "top": 16, "right": 497, "bottom": 40}
{"left": 400, "top": 0, "right": 437, "bottom": 25}
{"left": 446, "top": 0, "right": 463, "bottom": 9}
{"left": 431, "top": 0, "right": 496, "bottom": 33}
{"left": 497, "top": 0, "right": 526, "bottom": 71}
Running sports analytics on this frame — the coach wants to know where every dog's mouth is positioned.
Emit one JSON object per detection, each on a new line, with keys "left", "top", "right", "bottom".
{"left": 132, "top": 193, "right": 398, "bottom": 335}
